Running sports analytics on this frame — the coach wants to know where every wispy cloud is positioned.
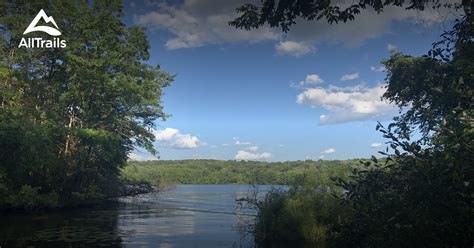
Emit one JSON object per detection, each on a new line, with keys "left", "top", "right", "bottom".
{"left": 135, "top": 1, "right": 279, "bottom": 49}
{"left": 246, "top": 146, "right": 259, "bottom": 151}
{"left": 275, "top": 40, "right": 315, "bottom": 57}
{"left": 135, "top": 0, "right": 456, "bottom": 53}
{"left": 370, "top": 66, "right": 385, "bottom": 72}
{"left": 370, "top": 143, "right": 382, "bottom": 148}
{"left": 233, "top": 137, "right": 251, "bottom": 146}
{"left": 387, "top": 43, "right": 397, "bottom": 52}
{"left": 341, "top": 72, "right": 359, "bottom": 81}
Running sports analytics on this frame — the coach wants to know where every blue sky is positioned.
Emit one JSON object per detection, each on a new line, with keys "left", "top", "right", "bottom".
{"left": 125, "top": 0, "right": 460, "bottom": 161}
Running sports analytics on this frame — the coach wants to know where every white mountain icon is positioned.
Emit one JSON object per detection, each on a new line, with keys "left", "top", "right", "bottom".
{"left": 23, "top": 9, "right": 61, "bottom": 36}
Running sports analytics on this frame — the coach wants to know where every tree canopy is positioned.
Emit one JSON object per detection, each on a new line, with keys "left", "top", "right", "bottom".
{"left": 0, "top": 0, "right": 173, "bottom": 209}
{"left": 230, "top": 0, "right": 469, "bottom": 32}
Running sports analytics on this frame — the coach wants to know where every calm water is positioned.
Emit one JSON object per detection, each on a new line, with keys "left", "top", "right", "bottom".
{"left": 0, "top": 184, "right": 283, "bottom": 247}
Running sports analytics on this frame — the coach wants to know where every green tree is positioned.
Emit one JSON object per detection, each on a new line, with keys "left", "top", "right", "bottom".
{"left": 230, "top": 0, "right": 473, "bottom": 246}
{"left": 334, "top": 17, "right": 473, "bottom": 247}
{"left": 0, "top": 0, "right": 173, "bottom": 209}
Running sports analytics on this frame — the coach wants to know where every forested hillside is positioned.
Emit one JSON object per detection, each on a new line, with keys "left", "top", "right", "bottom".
{"left": 123, "top": 159, "right": 360, "bottom": 185}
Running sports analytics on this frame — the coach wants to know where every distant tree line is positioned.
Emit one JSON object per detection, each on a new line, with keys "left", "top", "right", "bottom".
{"left": 123, "top": 159, "right": 360, "bottom": 185}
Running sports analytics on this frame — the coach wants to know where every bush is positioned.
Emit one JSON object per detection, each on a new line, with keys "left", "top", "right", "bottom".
{"left": 5, "top": 185, "right": 60, "bottom": 210}
{"left": 249, "top": 175, "right": 353, "bottom": 248}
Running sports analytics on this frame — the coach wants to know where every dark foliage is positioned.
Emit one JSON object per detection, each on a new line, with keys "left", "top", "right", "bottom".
{"left": 0, "top": 0, "right": 172, "bottom": 209}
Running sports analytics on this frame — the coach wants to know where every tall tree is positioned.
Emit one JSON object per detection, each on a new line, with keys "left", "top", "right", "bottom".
{"left": 334, "top": 20, "right": 473, "bottom": 245}
{"left": 0, "top": 0, "right": 172, "bottom": 209}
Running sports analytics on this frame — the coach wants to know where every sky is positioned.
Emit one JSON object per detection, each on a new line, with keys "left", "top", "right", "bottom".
{"left": 124, "top": 0, "right": 461, "bottom": 162}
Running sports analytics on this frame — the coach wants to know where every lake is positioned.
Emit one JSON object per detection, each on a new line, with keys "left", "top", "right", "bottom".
{"left": 0, "top": 184, "right": 284, "bottom": 247}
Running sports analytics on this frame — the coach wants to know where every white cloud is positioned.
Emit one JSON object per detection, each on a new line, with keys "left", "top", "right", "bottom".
{"left": 341, "top": 72, "right": 359, "bottom": 81}
{"left": 135, "top": 0, "right": 458, "bottom": 53}
{"left": 153, "top": 128, "right": 201, "bottom": 149}
{"left": 275, "top": 40, "right": 315, "bottom": 57}
{"left": 370, "top": 143, "right": 383, "bottom": 148}
{"left": 282, "top": 4, "right": 457, "bottom": 49}
{"left": 306, "top": 74, "right": 324, "bottom": 84}
{"left": 301, "top": 74, "right": 324, "bottom": 85}
{"left": 318, "top": 155, "right": 325, "bottom": 160}
{"left": 296, "top": 84, "right": 397, "bottom": 124}
{"left": 322, "top": 148, "right": 336, "bottom": 154}
{"left": 387, "top": 43, "right": 397, "bottom": 52}
{"left": 246, "top": 146, "right": 259, "bottom": 151}
{"left": 135, "top": 0, "right": 279, "bottom": 49}
{"left": 233, "top": 137, "right": 251, "bottom": 145}
{"left": 292, "top": 74, "right": 324, "bottom": 87}
{"left": 128, "top": 152, "right": 157, "bottom": 161}
{"left": 235, "top": 140, "right": 251, "bottom": 145}
{"left": 235, "top": 150, "right": 272, "bottom": 161}
{"left": 370, "top": 66, "right": 386, "bottom": 72}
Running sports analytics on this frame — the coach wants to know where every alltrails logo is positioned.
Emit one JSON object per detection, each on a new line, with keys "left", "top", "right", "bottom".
{"left": 18, "top": 9, "right": 67, "bottom": 48}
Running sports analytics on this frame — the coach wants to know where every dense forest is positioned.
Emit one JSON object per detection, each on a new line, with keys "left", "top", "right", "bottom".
{"left": 123, "top": 159, "right": 360, "bottom": 185}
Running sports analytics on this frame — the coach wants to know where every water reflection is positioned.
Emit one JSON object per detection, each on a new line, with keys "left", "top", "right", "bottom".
{"left": 0, "top": 202, "right": 124, "bottom": 247}
{"left": 0, "top": 185, "right": 282, "bottom": 247}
